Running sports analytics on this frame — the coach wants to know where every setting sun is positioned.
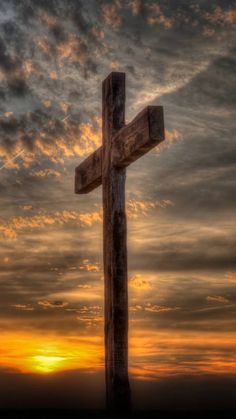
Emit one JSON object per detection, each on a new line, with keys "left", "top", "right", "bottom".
{"left": 30, "top": 355, "right": 67, "bottom": 373}
{"left": 1, "top": 332, "right": 104, "bottom": 375}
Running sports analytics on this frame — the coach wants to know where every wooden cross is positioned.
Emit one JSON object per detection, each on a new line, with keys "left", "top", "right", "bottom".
{"left": 74, "top": 72, "right": 164, "bottom": 410}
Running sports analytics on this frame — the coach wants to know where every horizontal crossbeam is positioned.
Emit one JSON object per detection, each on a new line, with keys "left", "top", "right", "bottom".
{"left": 75, "top": 106, "right": 164, "bottom": 194}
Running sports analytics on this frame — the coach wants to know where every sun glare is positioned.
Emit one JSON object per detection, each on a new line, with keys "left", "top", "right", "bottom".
{"left": 31, "top": 355, "right": 67, "bottom": 373}
{"left": 1, "top": 332, "right": 103, "bottom": 375}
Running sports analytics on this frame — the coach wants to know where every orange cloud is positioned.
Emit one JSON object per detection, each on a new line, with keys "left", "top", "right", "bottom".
{"left": 130, "top": 303, "right": 179, "bottom": 313}
{"left": 76, "top": 305, "right": 103, "bottom": 328}
{"left": 128, "top": 0, "right": 141, "bottom": 16}
{"left": 102, "top": 2, "right": 123, "bottom": 29}
{"left": 79, "top": 210, "right": 102, "bottom": 227}
{"left": 129, "top": 274, "right": 151, "bottom": 289}
{"left": 110, "top": 61, "right": 121, "bottom": 70}
{"left": 0, "top": 117, "right": 102, "bottom": 169}
{"left": 144, "top": 304, "right": 179, "bottom": 313}
{"left": 206, "top": 295, "right": 230, "bottom": 304}
{"left": 0, "top": 209, "right": 102, "bottom": 238}
{"left": 43, "top": 100, "right": 52, "bottom": 109}
{"left": 1, "top": 327, "right": 236, "bottom": 379}
{"left": 0, "top": 196, "right": 173, "bottom": 238}
{"left": 56, "top": 35, "right": 89, "bottom": 65}
{"left": 127, "top": 199, "right": 174, "bottom": 219}
{"left": 38, "top": 300, "right": 68, "bottom": 309}
{"left": 60, "top": 101, "right": 71, "bottom": 114}
{"left": 165, "top": 129, "right": 183, "bottom": 143}
{"left": 91, "top": 26, "right": 105, "bottom": 39}
{"left": 147, "top": 3, "right": 174, "bottom": 29}
{"left": 49, "top": 71, "right": 58, "bottom": 80}
{"left": 153, "top": 129, "right": 183, "bottom": 154}
{"left": 40, "top": 12, "right": 58, "bottom": 27}
{"left": 3, "top": 111, "right": 14, "bottom": 118}
{"left": 23, "top": 59, "right": 36, "bottom": 78}
{"left": 20, "top": 205, "right": 33, "bottom": 211}
{"left": 12, "top": 304, "right": 34, "bottom": 311}
{"left": 205, "top": 7, "right": 236, "bottom": 25}
{"left": 225, "top": 272, "right": 236, "bottom": 283}
{"left": 78, "top": 284, "right": 94, "bottom": 289}
{"left": 79, "top": 259, "right": 102, "bottom": 273}
{"left": 35, "top": 36, "right": 51, "bottom": 54}
{"left": 129, "top": 329, "right": 236, "bottom": 380}
{"left": 30, "top": 169, "right": 61, "bottom": 177}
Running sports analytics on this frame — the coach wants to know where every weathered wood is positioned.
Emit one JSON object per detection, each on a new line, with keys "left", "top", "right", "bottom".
{"left": 102, "top": 72, "right": 131, "bottom": 410}
{"left": 74, "top": 147, "right": 102, "bottom": 194}
{"left": 112, "top": 106, "right": 164, "bottom": 168}
{"left": 75, "top": 106, "right": 164, "bottom": 194}
{"left": 74, "top": 71, "right": 165, "bottom": 411}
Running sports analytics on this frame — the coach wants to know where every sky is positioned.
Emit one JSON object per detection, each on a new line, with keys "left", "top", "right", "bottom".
{"left": 0, "top": 0, "right": 236, "bottom": 411}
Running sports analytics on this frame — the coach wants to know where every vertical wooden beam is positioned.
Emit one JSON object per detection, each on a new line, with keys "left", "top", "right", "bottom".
{"left": 102, "top": 72, "right": 131, "bottom": 410}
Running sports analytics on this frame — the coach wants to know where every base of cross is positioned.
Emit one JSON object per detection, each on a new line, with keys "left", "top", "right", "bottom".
{"left": 107, "top": 373, "right": 131, "bottom": 411}
{"left": 75, "top": 72, "right": 164, "bottom": 411}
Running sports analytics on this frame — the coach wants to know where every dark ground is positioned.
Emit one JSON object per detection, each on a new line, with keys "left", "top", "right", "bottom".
{"left": 1, "top": 373, "right": 236, "bottom": 417}
{"left": 1, "top": 410, "right": 236, "bottom": 419}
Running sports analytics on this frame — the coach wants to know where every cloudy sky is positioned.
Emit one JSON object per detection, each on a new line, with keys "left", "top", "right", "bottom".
{"left": 0, "top": 0, "right": 236, "bottom": 410}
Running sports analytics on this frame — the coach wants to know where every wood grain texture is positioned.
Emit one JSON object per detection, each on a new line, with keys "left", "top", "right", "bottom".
{"left": 75, "top": 106, "right": 164, "bottom": 195}
{"left": 74, "top": 71, "right": 165, "bottom": 411}
{"left": 74, "top": 147, "right": 102, "bottom": 194}
{"left": 112, "top": 106, "right": 164, "bottom": 168}
{"left": 102, "top": 72, "right": 131, "bottom": 411}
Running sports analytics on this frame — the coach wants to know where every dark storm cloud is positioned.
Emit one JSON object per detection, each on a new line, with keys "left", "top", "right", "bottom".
{"left": 0, "top": 36, "right": 29, "bottom": 96}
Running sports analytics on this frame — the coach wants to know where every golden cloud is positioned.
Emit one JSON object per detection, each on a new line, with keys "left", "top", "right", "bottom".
{"left": 23, "top": 59, "right": 36, "bottom": 78}
{"left": 205, "top": 7, "right": 236, "bottom": 25}
{"left": 128, "top": 0, "right": 141, "bottom": 16}
{"left": 43, "top": 100, "right": 52, "bottom": 109}
{"left": 102, "top": 2, "right": 123, "bottom": 29}
{"left": 130, "top": 303, "right": 179, "bottom": 313}
{"left": 12, "top": 304, "right": 34, "bottom": 311}
{"left": 165, "top": 129, "right": 183, "bottom": 143}
{"left": 225, "top": 272, "right": 236, "bottom": 283}
{"left": 49, "top": 71, "right": 58, "bottom": 80}
{"left": 79, "top": 259, "right": 102, "bottom": 273}
{"left": 110, "top": 61, "right": 121, "bottom": 70}
{"left": 0, "top": 196, "right": 173, "bottom": 238}
{"left": 146, "top": 3, "right": 174, "bottom": 29}
{"left": 30, "top": 169, "right": 61, "bottom": 177}
{"left": 60, "top": 101, "right": 71, "bottom": 114}
{"left": 0, "top": 117, "right": 102, "bottom": 169}
{"left": 152, "top": 129, "right": 183, "bottom": 154}
{"left": 76, "top": 305, "right": 103, "bottom": 328}
{"left": 0, "top": 209, "right": 102, "bottom": 238}
{"left": 35, "top": 36, "right": 51, "bottom": 54}
{"left": 206, "top": 295, "right": 230, "bottom": 304}
{"left": 20, "top": 205, "right": 33, "bottom": 211}
{"left": 129, "top": 329, "right": 236, "bottom": 380}
{"left": 3, "top": 112, "right": 14, "bottom": 118}
{"left": 40, "top": 12, "right": 58, "bottom": 27}
{"left": 56, "top": 35, "right": 89, "bottom": 65}
{"left": 38, "top": 300, "right": 68, "bottom": 309}
{"left": 129, "top": 274, "right": 151, "bottom": 289}
{"left": 127, "top": 199, "right": 174, "bottom": 219}
{"left": 91, "top": 26, "right": 105, "bottom": 39}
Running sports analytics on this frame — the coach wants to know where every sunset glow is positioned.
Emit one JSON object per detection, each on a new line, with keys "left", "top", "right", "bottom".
{"left": 0, "top": 0, "right": 235, "bottom": 411}
{"left": 1, "top": 329, "right": 236, "bottom": 379}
